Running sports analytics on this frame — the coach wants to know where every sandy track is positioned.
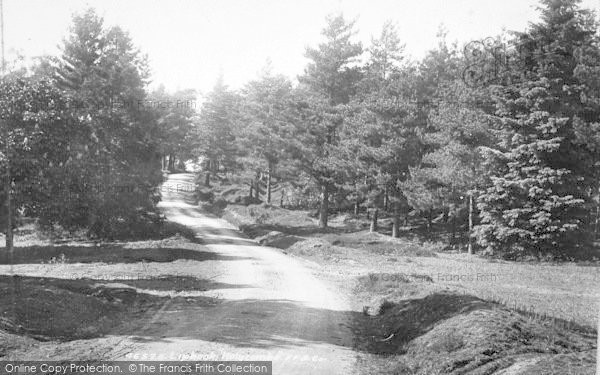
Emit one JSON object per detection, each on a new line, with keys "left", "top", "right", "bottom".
{"left": 125, "top": 173, "right": 358, "bottom": 374}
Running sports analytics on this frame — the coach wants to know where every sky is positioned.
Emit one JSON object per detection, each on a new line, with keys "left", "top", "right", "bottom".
{"left": 2, "top": 0, "right": 600, "bottom": 96}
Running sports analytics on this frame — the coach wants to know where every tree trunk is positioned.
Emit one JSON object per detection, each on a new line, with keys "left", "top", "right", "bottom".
{"left": 595, "top": 192, "right": 599, "bottom": 239}
{"left": 280, "top": 189, "right": 284, "bottom": 207}
{"left": 383, "top": 186, "right": 389, "bottom": 211}
{"left": 266, "top": 164, "right": 272, "bottom": 204}
{"left": 370, "top": 208, "right": 378, "bottom": 233}
{"left": 4, "top": 120, "right": 16, "bottom": 324}
{"left": 4, "top": 128, "right": 13, "bottom": 255}
{"left": 254, "top": 178, "right": 260, "bottom": 200}
{"left": 597, "top": 314, "right": 600, "bottom": 375}
{"left": 353, "top": 182, "right": 360, "bottom": 215}
{"left": 331, "top": 191, "right": 336, "bottom": 213}
{"left": 427, "top": 208, "right": 433, "bottom": 232}
{"left": 392, "top": 201, "right": 400, "bottom": 238}
{"left": 248, "top": 180, "right": 253, "bottom": 198}
{"left": 204, "top": 172, "right": 210, "bottom": 187}
{"left": 468, "top": 194, "right": 474, "bottom": 255}
{"left": 319, "top": 184, "right": 329, "bottom": 228}
{"left": 168, "top": 154, "right": 175, "bottom": 171}
{"left": 5, "top": 168, "right": 13, "bottom": 254}
{"left": 451, "top": 215, "right": 457, "bottom": 247}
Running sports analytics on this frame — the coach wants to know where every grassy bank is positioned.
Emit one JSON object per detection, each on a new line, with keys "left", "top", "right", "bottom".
{"left": 0, "top": 223, "right": 219, "bottom": 360}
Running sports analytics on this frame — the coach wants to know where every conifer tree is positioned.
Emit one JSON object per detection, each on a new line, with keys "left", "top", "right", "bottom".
{"left": 299, "top": 14, "right": 363, "bottom": 227}
{"left": 192, "top": 76, "right": 242, "bottom": 176}
{"left": 49, "top": 8, "right": 163, "bottom": 238}
{"left": 240, "top": 65, "right": 294, "bottom": 204}
{"left": 475, "top": 0, "right": 600, "bottom": 258}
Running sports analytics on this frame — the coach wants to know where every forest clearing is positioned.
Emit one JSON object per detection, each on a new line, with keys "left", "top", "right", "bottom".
{"left": 1, "top": 0, "right": 599, "bottom": 374}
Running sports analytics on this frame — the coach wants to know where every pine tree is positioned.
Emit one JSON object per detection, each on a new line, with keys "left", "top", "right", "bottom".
{"left": 341, "top": 21, "right": 408, "bottom": 230}
{"left": 344, "top": 70, "right": 419, "bottom": 235}
{"left": 366, "top": 21, "right": 404, "bottom": 84}
{"left": 404, "top": 81, "right": 496, "bottom": 249}
{"left": 149, "top": 85, "right": 197, "bottom": 171}
{"left": 298, "top": 14, "right": 363, "bottom": 228}
{"left": 192, "top": 76, "right": 242, "bottom": 176}
{"left": 239, "top": 64, "right": 294, "bottom": 204}
{"left": 47, "top": 8, "right": 163, "bottom": 238}
{"left": 475, "top": 0, "right": 600, "bottom": 258}
{"left": 301, "top": 14, "right": 363, "bottom": 105}
{"left": 392, "top": 33, "right": 462, "bottom": 236}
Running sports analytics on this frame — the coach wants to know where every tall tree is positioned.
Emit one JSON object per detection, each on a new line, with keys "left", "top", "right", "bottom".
{"left": 0, "top": 75, "right": 75, "bottom": 249}
{"left": 404, "top": 81, "right": 496, "bottom": 249}
{"left": 366, "top": 21, "right": 404, "bottom": 83}
{"left": 46, "top": 8, "right": 163, "bottom": 238}
{"left": 398, "top": 32, "right": 465, "bottom": 235}
{"left": 299, "top": 13, "right": 363, "bottom": 227}
{"left": 240, "top": 65, "right": 294, "bottom": 204}
{"left": 361, "top": 22, "right": 414, "bottom": 236}
{"left": 301, "top": 14, "right": 363, "bottom": 105}
{"left": 149, "top": 85, "right": 197, "bottom": 171}
{"left": 475, "top": 0, "right": 600, "bottom": 258}
{"left": 344, "top": 71, "right": 419, "bottom": 235}
{"left": 192, "top": 76, "right": 242, "bottom": 178}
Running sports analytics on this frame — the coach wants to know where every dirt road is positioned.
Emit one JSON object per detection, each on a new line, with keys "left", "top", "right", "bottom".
{"left": 125, "top": 173, "right": 358, "bottom": 374}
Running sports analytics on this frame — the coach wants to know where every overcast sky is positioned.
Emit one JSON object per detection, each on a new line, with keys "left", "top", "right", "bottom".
{"left": 3, "top": 0, "right": 600, "bottom": 95}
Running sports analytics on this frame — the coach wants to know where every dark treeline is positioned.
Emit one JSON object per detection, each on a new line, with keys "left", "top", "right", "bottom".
{"left": 1, "top": 0, "right": 599, "bottom": 260}
{"left": 188, "top": 0, "right": 600, "bottom": 260}
{"left": 1, "top": 9, "right": 166, "bottom": 240}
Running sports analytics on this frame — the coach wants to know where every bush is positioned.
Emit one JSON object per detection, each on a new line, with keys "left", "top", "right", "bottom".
{"left": 378, "top": 299, "right": 396, "bottom": 315}
{"left": 195, "top": 189, "right": 214, "bottom": 202}
{"left": 233, "top": 196, "right": 262, "bottom": 205}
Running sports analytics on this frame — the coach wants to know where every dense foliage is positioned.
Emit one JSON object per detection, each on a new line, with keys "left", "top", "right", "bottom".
{"left": 2, "top": 10, "right": 165, "bottom": 239}
{"left": 1, "top": 0, "right": 598, "bottom": 258}
{"left": 192, "top": 0, "right": 600, "bottom": 259}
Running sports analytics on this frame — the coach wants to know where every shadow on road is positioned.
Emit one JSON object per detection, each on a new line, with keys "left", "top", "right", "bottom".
{"left": 127, "top": 298, "right": 366, "bottom": 349}
{"left": 0, "top": 245, "right": 252, "bottom": 265}
{"left": 0, "top": 273, "right": 368, "bottom": 351}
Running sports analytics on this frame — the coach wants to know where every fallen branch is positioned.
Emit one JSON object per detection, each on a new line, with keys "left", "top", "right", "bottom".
{"left": 375, "top": 333, "right": 395, "bottom": 342}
